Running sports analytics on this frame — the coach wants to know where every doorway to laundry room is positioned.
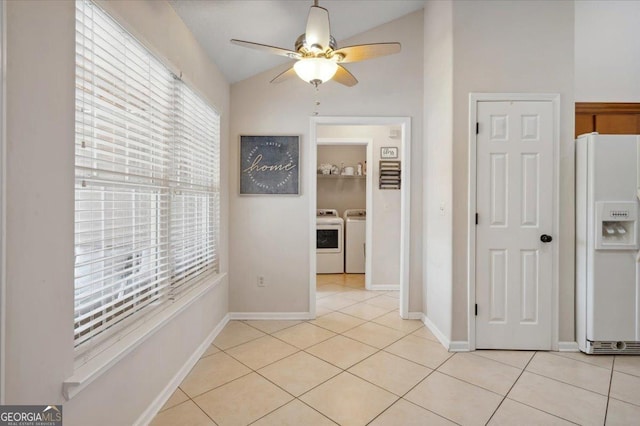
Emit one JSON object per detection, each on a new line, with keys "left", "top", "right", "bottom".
{"left": 309, "top": 117, "right": 411, "bottom": 320}
{"left": 316, "top": 139, "right": 371, "bottom": 307}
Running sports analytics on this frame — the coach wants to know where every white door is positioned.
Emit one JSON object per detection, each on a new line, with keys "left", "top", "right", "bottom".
{"left": 475, "top": 100, "right": 554, "bottom": 349}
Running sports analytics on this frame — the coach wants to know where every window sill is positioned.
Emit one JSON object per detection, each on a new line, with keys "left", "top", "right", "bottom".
{"left": 62, "top": 272, "right": 226, "bottom": 401}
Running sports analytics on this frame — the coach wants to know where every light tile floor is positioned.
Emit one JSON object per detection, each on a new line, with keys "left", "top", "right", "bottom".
{"left": 152, "top": 274, "right": 640, "bottom": 426}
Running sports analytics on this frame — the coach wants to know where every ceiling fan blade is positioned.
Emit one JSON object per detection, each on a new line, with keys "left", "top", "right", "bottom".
{"left": 270, "top": 66, "right": 297, "bottom": 84}
{"left": 333, "top": 65, "right": 358, "bottom": 87}
{"left": 333, "top": 43, "right": 401, "bottom": 63}
{"left": 230, "top": 39, "right": 301, "bottom": 59}
{"left": 305, "top": 6, "right": 330, "bottom": 50}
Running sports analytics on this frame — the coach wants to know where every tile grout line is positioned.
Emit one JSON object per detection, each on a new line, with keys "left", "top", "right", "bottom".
{"left": 245, "top": 349, "right": 341, "bottom": 424}
{"left": 433, "top": 369, "right": 510, "bottom": 400}
{"left": 545, "top": 349, "right": 614, "bottom": 371}
{"left": 213, "top": 329, "right": 338, "bottom": 424}
{"left": 490, "top": 353, "right": 591, "bottom": 425}
{"left": 241, "top": 319, "right": 304, "bottom": 335}
{"left": 370, "top": 355, "right": 460, "bottom": 425}
{"left": 376, "top": 351, "right": 460, "bottom": 424}
{"left": 160, "top": 282, "right": 420, "bottom": 423}
{"left": 311, "top": 296, "right": 448, "bottom": 380}
{"left": 245, "top": 279, "right": 369, "bottom": 424}
{"left": 168, "top": 297, "right": 438, "bottom": 423}
{"left": 524, "top": 366, "right": 612, "bottom": 398}
{"left": 362, "top": 396, "right": 402, "bottom": 426}
{"left": 603, "top": 355, "right": 616, "bottom": 423}
{"left": 184, "top": 367, "right": 256, "bottom": 400}
{"left": 163, "top": 398, "right": 220, "bottom": 426}
{"left": 495, "top": 397, "right": 583, "bottom": 425}
{"left": 157, "top": 279, "right": 401, "bottom": 425}
{"left": 273, "top": 303, "right": 429, "bottom": 424}
{"left": 483, "top": 349, "right": 537, "bottom": 425}
{"left": 467, "top": 350, "right": 534, "bottom": 370}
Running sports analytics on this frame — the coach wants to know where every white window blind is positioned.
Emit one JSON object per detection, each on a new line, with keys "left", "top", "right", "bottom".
{"left": 170, "top": 85, "right": 220, "bottom": 296}
{"left": 75, "top": 0, "right": 220, "bottom": 351}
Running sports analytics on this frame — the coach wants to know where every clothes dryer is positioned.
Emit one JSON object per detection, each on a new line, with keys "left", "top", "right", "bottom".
{"left": 343, "top": 209, "right": 366, "bottom": 273}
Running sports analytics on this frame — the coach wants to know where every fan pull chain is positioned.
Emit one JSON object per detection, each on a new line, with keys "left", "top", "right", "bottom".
{"left": 313, "top": 86, "right": 320, "bottom": 116}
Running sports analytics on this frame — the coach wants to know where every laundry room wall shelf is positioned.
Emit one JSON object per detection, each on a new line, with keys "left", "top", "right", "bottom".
{"left": 317, "top": 173, "right": 366, "bottom": 179}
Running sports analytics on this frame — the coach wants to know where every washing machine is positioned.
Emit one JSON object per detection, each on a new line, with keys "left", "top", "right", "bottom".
{"left": 316, "top": 209, "right": 344, "bottom": 274}
{"left": 343, "top": 209, "right": 366, "bottom": 273}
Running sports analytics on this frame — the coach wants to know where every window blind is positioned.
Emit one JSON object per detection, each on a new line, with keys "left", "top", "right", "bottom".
{"left": 169, "top": 82, "right": 220, "bottom": 297}
{"left": 75, "top": 0, "right": 219, "bottom": 351}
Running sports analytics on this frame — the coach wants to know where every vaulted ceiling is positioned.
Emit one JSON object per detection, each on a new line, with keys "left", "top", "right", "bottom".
{"left": 169, "top": 0, "right": 426, "bottom": 84}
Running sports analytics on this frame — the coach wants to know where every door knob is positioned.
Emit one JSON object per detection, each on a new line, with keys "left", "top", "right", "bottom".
{"left": 540, "top": 234, "right": 553, "bottom": 243}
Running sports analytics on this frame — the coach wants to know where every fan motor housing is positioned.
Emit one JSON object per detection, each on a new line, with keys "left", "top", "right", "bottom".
{"left": 295, "top": 34, "right": 337, "bottom": 55}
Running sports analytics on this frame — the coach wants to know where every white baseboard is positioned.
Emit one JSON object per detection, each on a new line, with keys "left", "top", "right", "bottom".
{"left": 406, "top": 312, "right": 422, "bottom": 320}
{"left": 449, "top": 341, "right": 470, "bottom": 352}
{"left": 228, "top": 312, "right": 314, "bottom": 320}
{"left": 422, "top": 315, "right": 450, "bottom": 349}
{"left": 558, "top": 341, "right": 579, "bottom": 352}
{"left": 134, "top": 314, "right": 230, "bottom": 426}
{"left": 368, "top": 284, "right": 400, "bottom": 291}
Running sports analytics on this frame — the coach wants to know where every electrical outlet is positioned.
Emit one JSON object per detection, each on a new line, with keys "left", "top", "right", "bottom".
{"left": 257, "top": 276, "right": 265, "bottom": 287}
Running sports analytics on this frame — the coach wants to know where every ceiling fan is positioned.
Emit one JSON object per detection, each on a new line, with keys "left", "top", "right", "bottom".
{"left": 230, "top": 0, "right": 401, "bottom": 87}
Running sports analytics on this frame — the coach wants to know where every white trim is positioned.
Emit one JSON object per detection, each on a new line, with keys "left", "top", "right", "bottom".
{"left": 228, "top": 312, "right": 314, "bottom": 320}
{"left": 0, "top": 0, "right": 5, "bottom": 405}
{"left": 422, "top": 314, "right": 450, "bottom": 349}
{"left": 133, "top": 313, "right": 230, "bottom": 426}
{"left": 309, "top": 116, "right": 412, "bottom": 318}
{"left": 317, "top": 137, "right": 373, "bottom": 289}
{"left": 449, "top": 341, "right": 471, "bottom": 352}
{"left": 309, "top": 126, "right": 317, "bottom": 319}
{"left": 63, "top": 273, "right": 226, "bottom": 400}
{"left": 467, "top": 93, "right": 561, "bottom": 351}
{"left": 406, "top": 312, "right": 423, "bottom": 320}
{"left": 369, "top": 285, "right": 400, "bottom": 291}
{"left": 467, "top": 97, "right": 478, "bottom": 352}
{"left": 558, "top": 341, "right": 580, "bottom": 352}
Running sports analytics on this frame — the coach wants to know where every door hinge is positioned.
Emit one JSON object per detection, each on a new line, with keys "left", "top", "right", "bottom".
{"left": 475, "top": 213, "right": 478, "bottom": 225}
{"left": 476, "top": 122, "right": 479, "bottom": 134}
{"left": 475, "top": 304, "right": 478, "bottom": 316}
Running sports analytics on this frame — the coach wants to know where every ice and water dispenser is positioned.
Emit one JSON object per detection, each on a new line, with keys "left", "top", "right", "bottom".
{"left": 595, "top": 201, "right": 638, "bottom": 250}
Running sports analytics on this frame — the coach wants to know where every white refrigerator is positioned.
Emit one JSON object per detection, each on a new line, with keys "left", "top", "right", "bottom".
{"left": 576, "top": 133, "right": 640, "bottom": 354}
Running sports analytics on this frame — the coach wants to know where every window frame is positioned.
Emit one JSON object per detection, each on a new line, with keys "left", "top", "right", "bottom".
{"left": 74, "top": 0, "right": 220, "bottom": 361}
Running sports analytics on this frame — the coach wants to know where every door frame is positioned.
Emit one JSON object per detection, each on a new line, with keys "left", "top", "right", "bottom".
{"left": 0, "top": 0, "right": 6, "bottom": 403}
{"left": 309, "top": 116, "right": 411, "bottom": 319}
{"left": 467, "top": 93, "right": 560, "bottom": 350}
{"left": 316, "top": 138, "right": 373, "bottom": 289}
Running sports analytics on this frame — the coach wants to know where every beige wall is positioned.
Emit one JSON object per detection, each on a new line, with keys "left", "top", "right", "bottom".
{"left": 4, "top": 1, "right": 230, "bottom": 424}
{"left": 423, "top": 0, "right": 454, "bottom": 340}
{"left": 5, "top": 0, "right": 76, "bottom": 403}
{"left": 229, "top": 10, "right": 424, "bottom": 313}
{"left": 575, "top": 0, "right": 640, "bottom": 102}
{"left": 449, "top": 0, "right": 575, "bottom": 342}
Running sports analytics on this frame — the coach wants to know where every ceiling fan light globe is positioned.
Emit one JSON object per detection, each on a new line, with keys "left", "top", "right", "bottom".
{"left": 293, "top": 58, "right": 338, "bottom": 85}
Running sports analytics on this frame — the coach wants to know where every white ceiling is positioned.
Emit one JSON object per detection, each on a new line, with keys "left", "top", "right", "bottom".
{"left": 169, "top": 0, "right": 426, "bottom": 84}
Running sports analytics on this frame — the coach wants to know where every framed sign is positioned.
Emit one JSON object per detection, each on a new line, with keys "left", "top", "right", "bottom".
{"left": 240, "top": 135, "right": 300, "bottom": 195}
{"left": 381, "top": 146, "right": 398, "bottom": 159}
